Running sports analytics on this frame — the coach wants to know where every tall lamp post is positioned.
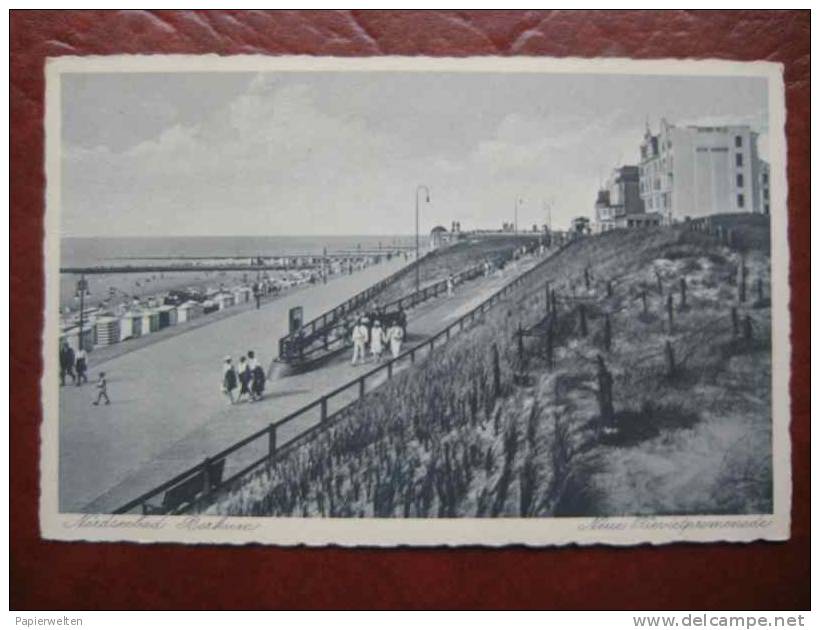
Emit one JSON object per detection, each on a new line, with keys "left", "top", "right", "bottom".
{"left": 415, "top": 184, "right": 430, "bottom": 294}
{"left": 75, "top": 274, "right": 87, "bottom": 351}
{"left": 514, "top": 196, "right": 524, "bottom": 234}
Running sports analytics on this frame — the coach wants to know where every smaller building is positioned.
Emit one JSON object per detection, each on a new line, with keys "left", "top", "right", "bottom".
{"left": 157, "top": 304, "right": 178, "bottom": 329}
{"left": 61, "top": 324, "right": 95, "bottom": 353}
{"left": 119, "top": 311, "right": 143, "bottom": 340}
{"left": 140, "top": 309, "right": 160, "bottom": 335}
{"left": 177, "top": 301, "right": 204, "bottom": 323}
{"left": 571, "top": 216, "right": 591, "bottom": 235}
{"left": 214, "top": 293, "right": 235, "bottom": 310}
{"left": 595, "top": 165, "right": 645, "bottom": 233}
{"left": 95, "top": 316, "right": 121, "bottom": 347}
{"left": 430, "top": 226, "right": 448, "bottom": 249}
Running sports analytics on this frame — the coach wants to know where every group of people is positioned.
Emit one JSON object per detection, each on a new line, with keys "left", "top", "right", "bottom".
{"left": 59, "top": 341, "right": 109, "bottom": 405}
{"left": 59, "top": 341, "right": 88, "bottom": 387}
{"left": 351, "top": 315, "right": 405, "bottom": 365}
{"left": 222, "top": 350, "right": 266, "bottom": 405}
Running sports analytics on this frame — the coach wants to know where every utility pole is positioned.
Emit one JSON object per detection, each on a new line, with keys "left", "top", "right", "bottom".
{"left": 514, "top": 197, "right": 523, "bottom": 234}
{"left": 76, "top": 274, "right": 87, "bottom": 351}
{"left": 415, "top": 185, "right": 430, "bottom": 293}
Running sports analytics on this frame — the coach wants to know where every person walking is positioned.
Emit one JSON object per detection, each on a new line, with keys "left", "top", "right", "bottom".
{"left": 447, "top": 275, "right": 454, "bottom": 297}
{"left": 248, "top": 350, "right": 266, "bottom": 402}
{"left": 253, "top": 283, "right": 261, "bottom": 309}
{"left": 351, "top": 317, "right": 368, "bottom": 365}
{"left": 92, "top": 371, "right": 110, "bottom": 406}
{"left": 236, "top": 355, "right": 252, "bottom": 403}
{"left": 222, "top": 356, "right": 238, "bottom": 405}
{"left": 59, "top": 341, "right": 75, "bottom": 386}
{"left": 75, "top": 347, "right": 88, "bottom": 386}
{"left": 370, "top": 320, "right": 386, "bottom": 362}
{"left": 387, "top": 322, "right": 404, "bottom": 359}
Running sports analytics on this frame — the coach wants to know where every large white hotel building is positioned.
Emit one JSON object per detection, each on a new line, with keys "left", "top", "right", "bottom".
{"left": 639, "top": 119, "right": 769, "bottom": 224}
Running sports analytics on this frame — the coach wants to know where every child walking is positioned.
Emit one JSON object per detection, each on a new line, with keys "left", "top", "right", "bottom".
{"left": 92, "top": 372, "right": 110, "bottom": 406}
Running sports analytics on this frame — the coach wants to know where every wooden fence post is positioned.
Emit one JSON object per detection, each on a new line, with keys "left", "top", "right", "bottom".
{"left": 545, "top": 317, "right": 554, "bottom": 369}
{"left": 516, "top": 323, "right": 526, "bottom": 368}
{"left": 320, "top": 397, "right": 328, "bottom": 423}
{"left": 492, "top": 343, "right": 501, "bottom": 399}
{"left": 604, "top": 313, "right": 612, "bottom": 352}
{"left": 387, "top": 361, "right": 393, "bottom": 379}
{"left": 739, "top": 257, "right": 748, "bottom": 303}
{"left": 665, "top": 340, "right": 676, "bottom": 378}
{"left": 202, "top": 458, "right": 214, "bottom": 493}
{"left": 640, "top": 290, "right": 648, "bottom": 315}
{"left": 666, "top": 294, "right": 674, "bottom": 333}
{"left": 656, "top": 270, "right": 663, "bottom": 294}
{"left": 545, "top": 283, "right": 550, "bottom": 314}
{"left": 551, "top": 289, "right": 557, "bottom": 314}
{"left": 584, "top": 267, "right": 590, "bottom": 290}
{"left": 579, "top": 304, "right": 588, "bottom": 337}
{"left": 731, "top": 307, "right": 739, "bottom": 337}
{"left": 680, "top": 277, "right": 687, "bottom": 310}
{"left": 607, "top": 280, "right": 613, "bottom": 298}
{"left": 596, "top": 355, "right": 614, "bottom": 429}
{"left": 744, "top": 315, "right": 753, "bottom": 341}
{"left": 359, "top": 377, "right": 366, "bottom": 399}
{"left": 267, "top": 424, "right": 277, "bottom": 465}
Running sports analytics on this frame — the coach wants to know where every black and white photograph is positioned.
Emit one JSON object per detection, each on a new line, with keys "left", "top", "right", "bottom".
{"left": 40, "top": 55, "right": 790, "bottom": 546}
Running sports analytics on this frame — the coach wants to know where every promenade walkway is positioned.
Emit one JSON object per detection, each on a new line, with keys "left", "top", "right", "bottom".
{"left": 61, "top": 254, "right": 540, "bottom": 513}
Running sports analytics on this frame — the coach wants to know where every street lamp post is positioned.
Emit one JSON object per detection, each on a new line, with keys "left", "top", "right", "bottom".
{"left": 76, "top": 274, "right": 87, "bottom": 351}
{"left": 415, "top": 185, "right": 430, "bottom": 294}
{"left": 514, "top": 197, "right": 523, "bottom": 234}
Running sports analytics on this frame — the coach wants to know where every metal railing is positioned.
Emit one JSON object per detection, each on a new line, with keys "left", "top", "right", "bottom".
{"left": 277, "top": 261, "right": 487, "bottom": 363}
{"left": 113, "top": 239, "right": 573, "bottom": 515}
{"left": 277, "top": 251, "right": 430, "bottom": 356}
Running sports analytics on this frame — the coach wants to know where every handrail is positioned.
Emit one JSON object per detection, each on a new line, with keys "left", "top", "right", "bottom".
{"left": 113, "top": 236, "right": 574, "bottom": 515}
{"left": 279, "top": 250, "right": 430, "bottom": 347}
{"left": 278, "top": 261, "right": 487, "bottom": 363}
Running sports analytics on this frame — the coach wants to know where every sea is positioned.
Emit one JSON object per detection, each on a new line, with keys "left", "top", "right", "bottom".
{"left": 61, "top": 235, "right": 415, "bottom": 268}
{"left": 59, "top": 235, "right": 415, "bottom": 313}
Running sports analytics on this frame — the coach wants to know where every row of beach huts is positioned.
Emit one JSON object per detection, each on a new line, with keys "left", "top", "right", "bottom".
{"left": 59, "top": 251, "right": 398, "bottom": 354}
{"left": 60, "top": 283, "right": 262, "bottom": 354}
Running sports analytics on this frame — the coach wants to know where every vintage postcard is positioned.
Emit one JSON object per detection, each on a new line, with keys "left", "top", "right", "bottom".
{"left": 40, "top": 55, "right": 790, "bottom": 546}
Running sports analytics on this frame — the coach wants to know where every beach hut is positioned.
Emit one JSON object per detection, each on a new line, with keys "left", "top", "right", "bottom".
{"left": 95, "top": 316, "right": 121, "bottom": 347}
{"left": 140, "top": 309, "right": 160, "bottom": 335}
{"left": 62, "top": 324, "right": 95, "bottom": 353}
{"left": 119, "top": 311, "right": 142, "bottom": 340}
{"left": 157, "top": 304, "right": 178, "bottom": 329}
{"left": 202, "top": 299, "right": 218, "bottom": 315}
{"left": 215, "top": 293, "right": 234, "bottom": 310}
{"left": 177, "top": 301, "right": 204, "bottom": 323}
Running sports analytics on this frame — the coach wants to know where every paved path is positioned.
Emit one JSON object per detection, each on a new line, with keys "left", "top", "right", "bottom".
{"left": 62, "top": 254, "right": 541, "bottom": 513}
{"left": 59, "top": 256, "right": 408, "bottom": 512}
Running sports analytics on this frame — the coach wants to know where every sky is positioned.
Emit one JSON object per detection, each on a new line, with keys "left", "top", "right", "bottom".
{"left": 61, "top": 70, "right": 769, "bottom": 237}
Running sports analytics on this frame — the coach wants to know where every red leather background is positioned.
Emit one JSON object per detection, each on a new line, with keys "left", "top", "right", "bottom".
{"left": 10, "top": 10, "right": 810, "bottom": 610}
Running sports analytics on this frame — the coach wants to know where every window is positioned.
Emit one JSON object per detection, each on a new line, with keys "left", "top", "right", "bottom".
{"left": 735, "top": 135, "right": 743, "bottom": 148}
{"left": 737, "top": 193, "right": 745, "bottom": 208}
{"left": 764, "top": 204, "right": 770, "bottom": 214}
{"left": 762, "top": 173, "right": 769, "bottom": 184}
{"left": 736, "top": 153, "right": 743, "bottom": 167}
{"left": 736, "top": 173, "right": 744, "bottom": 187}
